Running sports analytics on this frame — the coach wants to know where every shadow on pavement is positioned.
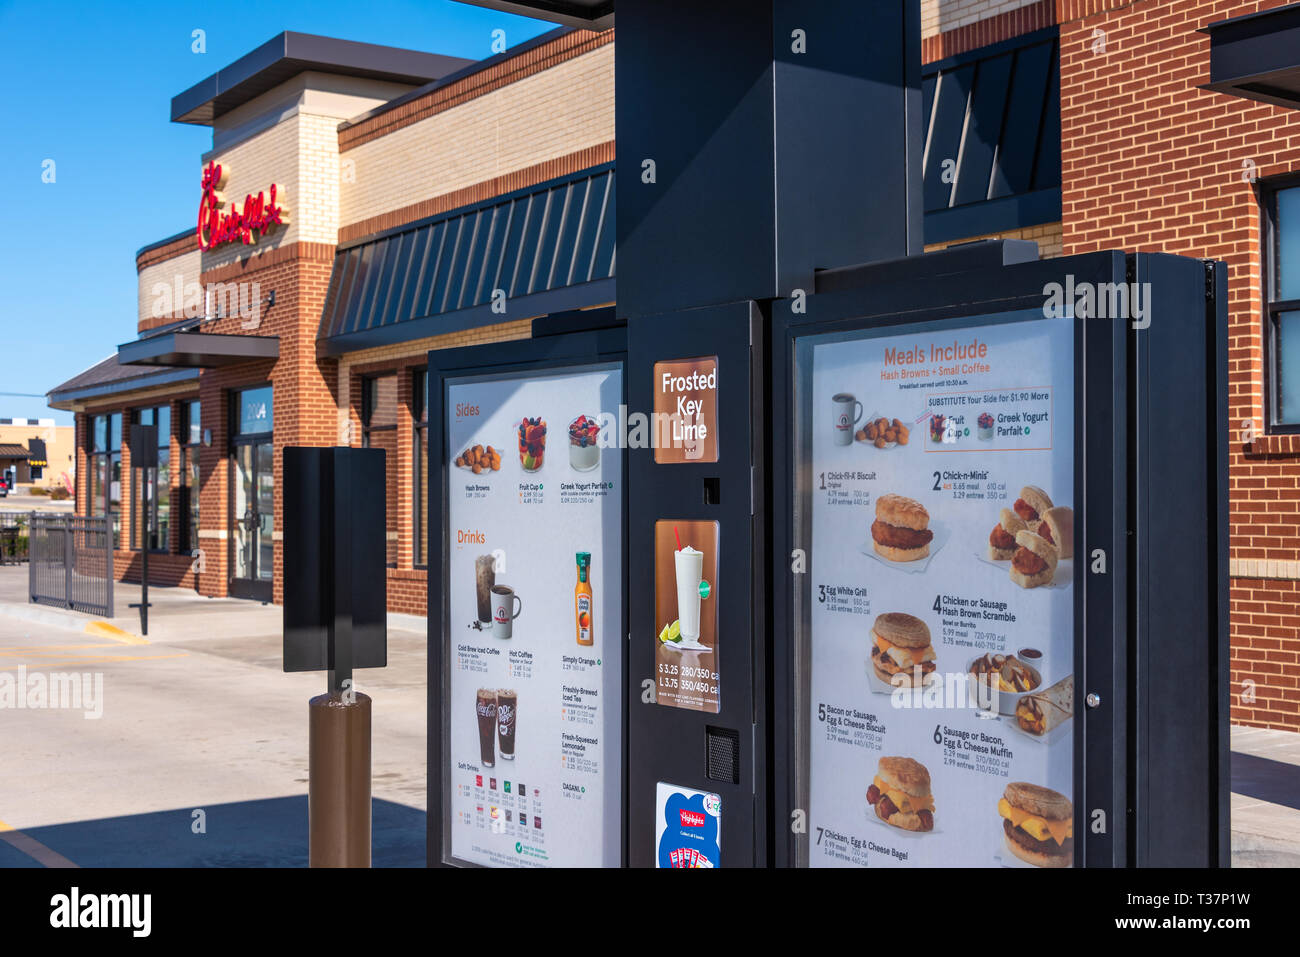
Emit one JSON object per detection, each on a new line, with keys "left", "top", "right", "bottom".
{"left": 9, "top": 797, "right": 426, "bottom": 867}
{"left": 1232, "top": 752, "right": 1300, "bottom": 812}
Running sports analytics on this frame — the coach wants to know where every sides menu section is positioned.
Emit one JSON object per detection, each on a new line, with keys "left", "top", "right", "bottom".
{"left": 445, "top": 363, "right": 623, "bottom": 868}
{"left": 802, "top": 311, "right": 1077, "bottom": 868}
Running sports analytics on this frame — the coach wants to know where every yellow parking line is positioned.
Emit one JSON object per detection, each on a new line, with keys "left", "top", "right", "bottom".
{"left": 84, "top": 621, "right": 148, "bottom": 645}
{"left": 0, "top": 819, "right": 78, "bottom": 868}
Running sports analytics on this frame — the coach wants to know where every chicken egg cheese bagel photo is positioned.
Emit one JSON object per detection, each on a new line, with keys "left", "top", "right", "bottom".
{"left": 869, "top": 612, "right": 937, "bottom": 687}
{"left": 866, "top": 756, "right": 935, "bottom": 832}
{"left": 998, "top": 782, "right": 1073, "bottom": 867}
{"left": 987, "top": 507, "right": 1028, "bottom": 561}
{"left": 871, "top": 493, "right": 933, "bottom": 562}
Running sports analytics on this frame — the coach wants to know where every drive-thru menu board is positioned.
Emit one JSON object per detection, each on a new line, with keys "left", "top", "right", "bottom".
{"left": 444, "top": 363, "right": 622, "bottom": 867}
{"left": 802, "top": 311, "right": 1075, "bottom": 867}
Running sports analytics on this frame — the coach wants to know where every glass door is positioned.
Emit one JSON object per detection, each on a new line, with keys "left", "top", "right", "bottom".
{"left": 231, "top": 439, "right": 274, "bottom": 600}
{"left": 230, "top": 385, "right": 274, "bottom": 601}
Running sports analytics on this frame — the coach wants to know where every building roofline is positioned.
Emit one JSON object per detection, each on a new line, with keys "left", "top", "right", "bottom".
{"left": 337, "top": 25, "right": 575, "bottom": 134}
{"left": 171, "top": 31, "right": 475, "bottom": 126}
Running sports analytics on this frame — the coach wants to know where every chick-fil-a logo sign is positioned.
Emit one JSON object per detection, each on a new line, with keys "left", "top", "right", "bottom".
{"left": 196, "top": 161, "right": 289, "bottom": 251}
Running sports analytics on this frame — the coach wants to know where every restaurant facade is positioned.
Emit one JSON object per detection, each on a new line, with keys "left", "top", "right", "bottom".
{"left": 47, "top": 0, "right": 1300, "bottom": 734}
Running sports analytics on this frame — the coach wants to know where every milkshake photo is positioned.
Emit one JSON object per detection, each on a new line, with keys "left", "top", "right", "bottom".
{"left": 674, "top": 544, "right": 707, "bottom": 649}
{"left": 654, "top": 521, "right": 721, "bottom": 713}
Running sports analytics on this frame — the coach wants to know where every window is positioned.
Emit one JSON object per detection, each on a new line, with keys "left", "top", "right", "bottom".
{"left": 1266, "top": 180, "right": 1300, "bottom": 431}
{"left": 132, "top": 405, "right": 171, "bottom": 551}
{"left": 88, "top": 413, "right": 122, "bottom": 547}
{"left": 413, "top": 368, "right": 428, "bottom": 568}
{"left": 181, "top": 401, "right": 201, "bottom": 554}
{"left": 362, "top": 375, "right": 399, "bottom": 567}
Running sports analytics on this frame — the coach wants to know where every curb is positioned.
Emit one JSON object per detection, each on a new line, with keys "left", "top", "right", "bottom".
{"left": 0, "top": 601, "right": 92, "bottom": 634}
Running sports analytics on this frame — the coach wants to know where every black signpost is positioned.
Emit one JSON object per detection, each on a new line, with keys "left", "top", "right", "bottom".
{"left": 128, "top": 424, "right": 158, "bottom": 636}
{"left": 283, "top": 446, "right": 387, "bottom": 867}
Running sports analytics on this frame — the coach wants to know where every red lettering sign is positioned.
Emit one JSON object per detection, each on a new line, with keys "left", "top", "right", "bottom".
{"left": 196, "top": 161, "right": 289, "bottom": 251}
{"left": 678, "top": 810, "right": 706, "bottom": 827}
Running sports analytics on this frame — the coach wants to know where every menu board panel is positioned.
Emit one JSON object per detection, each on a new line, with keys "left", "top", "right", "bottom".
{"left": 444, "top": 363, "right": 622, "bottom": 868}
{"left": 800, "top": 311, "right": 1076, "bottom": 868}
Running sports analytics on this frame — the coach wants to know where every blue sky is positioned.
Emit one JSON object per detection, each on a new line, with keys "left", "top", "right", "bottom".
{"left": 0, "top": 0, "right": 551, "bottom": 424}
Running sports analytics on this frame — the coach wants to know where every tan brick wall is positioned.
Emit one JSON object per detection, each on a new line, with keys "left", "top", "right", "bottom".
{"left": 924, "top": 221, "right": 1064, "bottom": 259}
{"left": 921, "top": 0, "right": 1047, "bottom": 39}
{"left": 138, "top": 247, "right": 202, "bottom": 329}
{"left": 338, "top": 44, "right": 614, "bottom": 230}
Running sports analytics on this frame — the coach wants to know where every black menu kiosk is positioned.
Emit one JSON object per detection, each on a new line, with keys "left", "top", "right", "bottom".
{"left": 435, "top": 0, "right": 1231, "bottom": 868}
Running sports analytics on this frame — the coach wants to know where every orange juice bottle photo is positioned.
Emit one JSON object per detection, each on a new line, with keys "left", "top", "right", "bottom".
{"left": 575, "top": 551, "right": 593, "bottom": 645}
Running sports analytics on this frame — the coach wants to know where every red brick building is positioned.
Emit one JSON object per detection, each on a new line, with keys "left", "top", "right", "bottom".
{"left": 49, "top": 28, "right": 615, "bottom": 615}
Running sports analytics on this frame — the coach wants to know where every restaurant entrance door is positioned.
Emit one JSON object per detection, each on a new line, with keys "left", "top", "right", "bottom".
{"left": 230, "top": 385, "right": 274, "bottom": 602}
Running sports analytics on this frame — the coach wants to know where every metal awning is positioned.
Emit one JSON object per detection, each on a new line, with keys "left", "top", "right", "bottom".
{"left": 318, "top": 163, "right": 615, "bottom": 356}
{"left": 453, "top": 1, "right": 613, "bottom": 30}
{"left": 922, "top": 28, "right": 1061, "bottom": 244}
{"left": 1203, "top": 4, "right": 1300, "bottom": 109}
{"left": 118, "top": 331, "right": 279, "bottom": 368}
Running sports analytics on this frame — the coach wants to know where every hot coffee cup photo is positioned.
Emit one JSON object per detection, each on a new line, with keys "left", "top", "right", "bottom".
{"left": 832, "top": 393, "right": 864, "bottom": 446}
{"left": 491, "top": 585, "right": 522, "bottom": 639}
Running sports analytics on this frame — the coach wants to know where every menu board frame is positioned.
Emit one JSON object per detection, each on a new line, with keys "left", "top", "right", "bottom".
{"left": 769, "top": 251, "right": 1131, "bottom": 870}
{"left": 426, "top": 329, "right": 629, "bottom": 868}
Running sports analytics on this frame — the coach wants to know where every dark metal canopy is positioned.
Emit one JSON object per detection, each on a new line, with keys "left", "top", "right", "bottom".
{"left": 171, "top": 32, "right": 474, "bottom": 125}
{"left": 1203, "top": 4, "right": 1300, "bottom": 109}
{"left": 118, "top": 331, "right": 279, "bottom": 368}
{"left": 454, "top": 0, "right": 613, "bottom": 30}
{"left": 319, "top": 163, "right": 615, "bottom": 356}
{"left": 923, "top": 28, "right": 1061, "bottom": 245}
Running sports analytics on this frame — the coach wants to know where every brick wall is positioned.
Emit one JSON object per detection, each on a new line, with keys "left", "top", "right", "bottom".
{"left": 338, "top": 35, "right": 614, "bottom": 231}
{"left": 925, "top": 221, "right": 1065, "bottom": 258}
{"left": 1057, "top": 0, "right": 1300, "bottom": 730}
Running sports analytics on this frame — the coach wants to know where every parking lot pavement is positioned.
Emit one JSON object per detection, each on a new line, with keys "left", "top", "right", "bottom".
{"left": 0, "top": 567, "right": 427, "bottom": 867}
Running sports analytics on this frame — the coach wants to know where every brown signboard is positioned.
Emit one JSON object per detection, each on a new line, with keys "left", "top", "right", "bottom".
{"left": 653, "top": 357, "right": 718, "bottom": 464}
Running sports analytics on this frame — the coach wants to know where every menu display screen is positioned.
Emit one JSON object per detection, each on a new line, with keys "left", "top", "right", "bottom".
{"left": 443, "top": 363, "right": 623, "bottom": 868}
{"left": 797, "top": 310, "right": 1076, "bottom": 868}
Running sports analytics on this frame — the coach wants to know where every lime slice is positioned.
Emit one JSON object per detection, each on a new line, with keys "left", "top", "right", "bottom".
{"left": 658, "top": 620, "right": 682, "bottom": 643}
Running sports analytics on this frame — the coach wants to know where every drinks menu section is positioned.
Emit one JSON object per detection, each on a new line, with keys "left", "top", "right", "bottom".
{"left": 804, "top": 312, "right": 1076, "bottom": 868}
{"left": 445, "top": 364, "right": 623, "bottom": 868}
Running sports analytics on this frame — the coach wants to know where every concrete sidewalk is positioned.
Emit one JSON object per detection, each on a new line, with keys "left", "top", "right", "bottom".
{"left": 1230, "top": 725, "right": 1300, "bottom": 867}
{"left": 0, "top": 563, "right": 425, "bottom": 642}
{"left": 0, "top": 564, "right": 427, "bottom": 867}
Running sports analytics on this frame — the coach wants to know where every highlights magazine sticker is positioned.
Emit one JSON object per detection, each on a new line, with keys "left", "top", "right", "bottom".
{"left": 655, "top": 783, "right": 721, "bottom": 868}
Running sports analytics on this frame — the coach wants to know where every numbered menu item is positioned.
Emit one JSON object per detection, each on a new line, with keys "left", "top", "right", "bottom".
{"left": 803, "top": 311, "right": 1075, "bottom": 868}
{"left": 445, "top": 363, "right": 622, "bottom": 868}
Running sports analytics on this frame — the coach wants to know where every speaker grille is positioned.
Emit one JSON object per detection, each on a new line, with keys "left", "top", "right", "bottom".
{"left": 706, "top": 726, "right": 740, "bottom": 784}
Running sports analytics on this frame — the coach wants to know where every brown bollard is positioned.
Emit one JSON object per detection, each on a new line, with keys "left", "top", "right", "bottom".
{"left": 308, "top": 690, "right": 372, "bottom": 867}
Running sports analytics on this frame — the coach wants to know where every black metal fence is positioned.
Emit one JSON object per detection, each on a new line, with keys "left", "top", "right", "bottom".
{"left": 28, "top": 513, "right": 114, "bottom": 616}
{"left": 0, "top": 514, "right": 27, "bottom": 565}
